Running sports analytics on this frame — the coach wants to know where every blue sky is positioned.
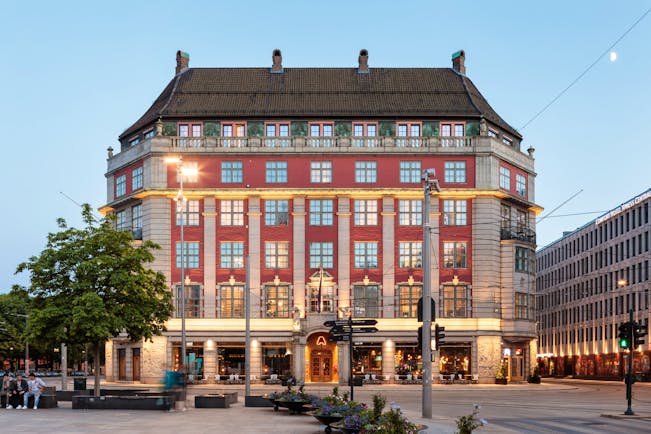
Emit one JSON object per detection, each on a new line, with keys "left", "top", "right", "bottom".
{"left": 2, "top": 1, "right": 650, "bottom": 292}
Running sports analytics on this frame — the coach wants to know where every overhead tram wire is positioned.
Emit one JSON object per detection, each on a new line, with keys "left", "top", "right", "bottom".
{"left": 519, "top": 5, "right": 651, "bottom": 131}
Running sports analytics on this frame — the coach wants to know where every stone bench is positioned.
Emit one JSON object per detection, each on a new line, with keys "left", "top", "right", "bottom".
{"left": 209, "top": 391, "right": 238, "bottom": 405}
{"left": 72, "top": 395, "right": 174, "bottom": 411}
{"left": 194, "top": 394, "right": 230, "bottom": 408}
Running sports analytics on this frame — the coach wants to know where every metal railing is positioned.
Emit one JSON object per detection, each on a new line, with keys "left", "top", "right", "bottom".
{"left": 500, "top": 227, "right": 536, "bottom": 244}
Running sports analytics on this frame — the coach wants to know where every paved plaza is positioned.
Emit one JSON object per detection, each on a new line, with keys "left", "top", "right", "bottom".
{"left": 1, "top": 379, "right": 651, "bottom": 433}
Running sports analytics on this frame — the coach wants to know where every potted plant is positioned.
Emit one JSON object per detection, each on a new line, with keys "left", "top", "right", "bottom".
{"left": 368, "top": 405, "right": 424, "bottom": 433}
{"left": 454, "top": 404, "right": 488, "bottom": 434}
{"left": 495, "top": 363, "right": 508, "bottom": 385}
{"left": 266, "top": 382, "right": 317, "bottom": 413}
{"left": 528, "top": 367, "right": 541, "bottom": 384}
{"left": 310, "top": 387, "right": 367, "bottom": 433}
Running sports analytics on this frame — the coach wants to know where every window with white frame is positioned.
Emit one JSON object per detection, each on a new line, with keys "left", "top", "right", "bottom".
{"left": 220, "top": 241, "right": 244, "bottom": 269}
{"left": 175, "top": 284, "right": 202, "bottom": 318}
{"left": 443, "top": 242, "right": 467, "bottom": 268}
{"left": 443, "top": 200, "right": 467, "bottom": 226}
{"left": 132, "top": 166, "right": 143, "bottom": 190}
{"left": 441, "top": 284, "right": 468, "bottom": 318}
{"left": 265, "top": 123, "right": 290, "bottom": 147}
{"left": 220, "top": 200, "right": 245, "bottom": 226}
{"left": 115, "top": 174, "right": 126, "bottom": 197}
{"left": 266, "top": 161, "right": 288, "bottom": 183}
{"left": 501, "top": 204, "right": 511, "bottom": 231}
{"left": 398, "top": 284, "right": 421, "bottom": 318}
{"left": 516, "top": 174, "right": 527, "bottom": 196}
{"left": 265, "top": 200, "right": 289, "bottom": 226}
{"left": 355, "top": 161, "right": 377, "bottom": 183}
{"left": 131, "top": 204, "right": 142, "bottom": 234}
{"left": 265, "top": 284, "right": 290, "bottom": 318}
{"left": 310, "top": 242, "right": 334, "bottom": 269}
{"left": 219, "top": 285, "right": 244, "bottom": 318}
{"left": 353, "top": 285, "right": 379, "bottom": 317}
{"left": 309, "top": 123, "right": 334, "bottom": 147}
{"left": 516, "top": 209, "right": 528, "bottom": 232}
{"left": 222, "top": 123, "right": 245, "bottom": 147}
{"left": 499, "top": 166, "right": 510, "bottom": 190}
{"left": 176, "top": 242, "right": 200, "bottom": 268}
{"left": 265, "top": 241, "right": 289, "bottom": 269}
{"left": 352, "top": 123, "right": 377, "bottom": 147}
{"left": 178, "top": 123, "right": 202, "bottom": 147}
{"left": 176, "top": 199, "right": 200, "bottom": 226}
{"left": 309, "top": 199, "right": 334, "bottom": 226}
{"left": 354, "top": 242, "right": 378, "bottom": 268}
{"left": 354, "top": 200, "right": 378, "bottom": 225}
{"left": 221, "top": 161, "right": 243, "bottom": 183}
{"left": 116, "top": 210, "right": 129, "bottom": 231}
{"left": 399, "top": 242, "right": 422, "bottom": 268}
{"left": 400, "top": 161, "right": 421, "bottom": 183}
{"left": 515, "top": 292, "right": 530, "bottom": 319}
{"left": 310, "top": 161, "right": 332, "bottom": 183}
{"left": 444, "top": 161, "right": 466, "bottom": 183}
{"left": 398, "top": 200, "right": 422, "bottom": 226}
{"left": 396, "top": 123, "right": 421, "bottom": 147}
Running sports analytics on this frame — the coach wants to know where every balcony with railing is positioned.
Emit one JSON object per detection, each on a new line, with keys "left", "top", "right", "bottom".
{"left": 500, "top": 227, "right": 536, "bottom": 245}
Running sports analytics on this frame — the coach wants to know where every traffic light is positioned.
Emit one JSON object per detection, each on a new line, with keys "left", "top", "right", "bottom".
{"left": 618, "top": 322, "right": 632, "bottom": 349}
{"left": 634, "top": 322, "right": 648, "bottom": 347}
{"left": 417, "top": 297, "right": 436, "bottom": 322}
{"left": 417, "top": 326, "right": 423, "bottom": 349}
{"left": 435, "top": 323, "right": 446, "bottom": 349}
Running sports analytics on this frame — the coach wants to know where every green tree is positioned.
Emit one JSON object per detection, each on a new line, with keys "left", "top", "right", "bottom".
{"left": 17, "top": 205, "right": 173, "bottom": 395}
{"left": 0, "top": 287, "right": 30, "bottom": 371}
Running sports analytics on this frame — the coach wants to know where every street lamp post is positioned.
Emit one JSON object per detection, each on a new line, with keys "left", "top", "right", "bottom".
{"left": 165, "top": 156, "right": 198, "bottom": 373}
{"left": 421, "top": 169, "right": 440, "bottom": 419}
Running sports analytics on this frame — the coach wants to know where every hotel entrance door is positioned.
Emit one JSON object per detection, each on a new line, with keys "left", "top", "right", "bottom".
{"left": 310, "top": 350, "right": 332, "bottom": 382}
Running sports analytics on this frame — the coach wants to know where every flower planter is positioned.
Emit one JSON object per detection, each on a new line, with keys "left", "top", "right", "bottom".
{"left": 494, "top": 378, "right": 507, "bottom": 385}
{"left": 277, "top": 399, "right": 311, "bottom": 414}
{"left": 310, "top": 413, "right": 344, "bottom": 434}
{"left": 329, "top": 422, "right": 362, "bottom": 434}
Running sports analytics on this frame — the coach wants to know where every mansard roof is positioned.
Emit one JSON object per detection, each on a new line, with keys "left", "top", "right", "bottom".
{"left": 120, "top": 67, "right": 520, "bottom": 140}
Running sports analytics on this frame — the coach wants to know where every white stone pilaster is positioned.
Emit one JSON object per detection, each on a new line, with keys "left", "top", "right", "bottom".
{"left": 203, "top": 197, "right": 216, "bottom": 318}
{"left": 292, "top": 196, "right": 306, "bottom": 314}
{"left": 337, "top": 197, "right": 351, "bottom": 311}
{"left": 248, "top": 197, "right": 261, "bottom": 318}
{"left": 382, "top": 196, "right": 395, "bottom": 318}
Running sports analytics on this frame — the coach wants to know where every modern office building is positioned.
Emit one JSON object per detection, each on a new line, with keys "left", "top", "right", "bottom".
{"left": 536, "top": 189, "right": 650, "bottom": 379}
{"left": 101, "top": 49, "right": 540, "bottom": 384}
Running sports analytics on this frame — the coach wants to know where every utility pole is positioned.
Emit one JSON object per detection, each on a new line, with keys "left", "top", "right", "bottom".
{"left": 245, "top": 256, "right": 251, "bottom": 398}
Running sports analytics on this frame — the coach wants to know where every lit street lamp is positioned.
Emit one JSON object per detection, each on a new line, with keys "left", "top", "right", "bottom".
{"left": 165, "top": 156, "right": 198, "bottom": 372}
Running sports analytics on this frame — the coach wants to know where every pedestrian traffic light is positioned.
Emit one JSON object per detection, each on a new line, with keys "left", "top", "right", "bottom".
{"left": 435, "top": 323, "right": 446, "bottom": 349}
{"left": 618, "top": 322, "right": 632, "bottom": 349}
{"left": 634, "top": 322, "right": 648, "bottom": 347}
{"left": 417, "top": 326, "right": 423, "bottom": 349}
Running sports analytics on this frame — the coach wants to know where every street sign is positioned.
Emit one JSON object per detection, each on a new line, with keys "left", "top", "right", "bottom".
{"left": 330, "top": 325, "right": 352, "bottom": 335}
{"left": 328, "top": 334, "right": 351, "bottom": 342}
{"left": 350, "top": 319, "right": 377, "bottom": 326}
{"left": 323, "top": 320, "right": 351, "bottom": 327}
{"left": 352, "top": 327, "right": 378, "bottom": 334}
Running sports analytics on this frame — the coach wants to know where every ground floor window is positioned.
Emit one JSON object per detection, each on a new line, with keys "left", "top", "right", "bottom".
{"left": 172, "top": 342, "right": 204, "bottom": 378}
{"left": 218, "top": 346, "right": 245, "bottom": 376}
{"left": 262, "top": 345, "right": 292, "bottom": 377}
{"left": 352, "top": 344, "right": 382, "bottom": 375}
{"left": 439, "top": 345, "right": 471, "bottom": 375}
{"left": 395, "top": 344, "right": 421, "bottom": 375}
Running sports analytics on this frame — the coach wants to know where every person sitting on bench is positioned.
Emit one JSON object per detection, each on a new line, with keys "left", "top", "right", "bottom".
{"left": 24, "top": 373, "right": 46, "bottom": 410}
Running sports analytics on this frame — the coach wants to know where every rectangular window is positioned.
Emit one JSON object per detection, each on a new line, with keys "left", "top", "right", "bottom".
{"left": 516, "top": 174, "right": 527, "bottom": 197}
{"left": 444, "top": 161, "right": 466, "bottom": 183}
{"left": 398, "top": 200, "right": 422, "bottom": 226}
{"left": 132, "top": 166, "right": 143, "bottom": 190}
{"left": 499, "top": 166, "right": 511, "bottom": 190}
{"left": 222, "top": 123, "right": 246, "bottom": 147}
{"left": 221, "top": 161, "right": 243, "bottom": 183}
{"left": 354, "top": 200, "right": 378, "bottom": 226}
{"left": 265, "top": 200, "right": 289, "bottom": 226}
{"left": 309, "top": 123, "right": 334, "bottom": 147}
{"left": 266, "top": 161, "right": 288, "bottom": 183}
{"left": 116, "top": 210, "right": 129, "bottom": 231}
{"left": 131, "top": 204, "right": 142, "bottom": 238}
{"left": 443, "top": 200, "right": 467, "bottom": 226}
{"left": 176, "top": 199, "right": 200, "bottom": 226}
{"left": 219, "top": 285, "right": 244, "bottom": 318}
{"left": 441, "top": 123, "right": 465, "bottom": 147}
{"left": 396, "top": 123, "right": 421, "bottom": 147}
{"left": 309, "top": 199, "right": 334, "bottom": 226}
{"left": 265, "top": 123, "right": 290, "bottom": 147}
{"left": 220, "top": 200, "right": 244, "bottom": 226}
{"left": 310, "top": 161, "right": 332, "bottom": 183}
{"left": 144, "top": 129, "right": 155, "bottom": 139}
{"left": 400, "top": 161, "right": 421, "bottom": 183}
{"left": 352, "top": 123, "right": 378, "bottom": 147}
{"left": 515, "top": 247, "right": 534, "bottom": 273}
{"left": 355, "top": 161, "right": 377, "bottom": 183}
{"left": 265, "top": 241, "right": 289, "bottom": 269}
{"left": 178, "top": 123, "right": 202, "bottom": 147}
{"left": 398, "top": 284, "right": 421, "bottom": 318}
{"left": 115, "top": 174, "right": 126, "bottom": 197}
{"left": 441, "top": 284, "right": 468, "bottom": 318}
{"left": 354, "top": 242, "right": 378, "bottom": 268}
{"left": 176, "top": 242, "right": 200, "bottom": 268}
{"left": 175, "top": 284, "right": 202, "bottom": 318}
{"left": 399, "top": 242, "right": 422, "bottom": 268}
{"left": 443, "top": 242, "right": 468, "bottom": 268}
{"left": 353, "top": 285, "right": 379, "bottom": 318}
{"left": 310, "top": 242, "right": 334, "bottom": 269}
{"left": 310, "top": 276, "right": 334, "bottom": 313}
{"left": 220, "top": 242, "right": 244, "bottom": 269}
{"left": 515, "top": 292, "right": 529, "bottom": 319}
{"left": 265, "top": 284, "right": 290, "bottom": 318}
{"left": 501, "top": 204, "right": 511, "bottom": 230}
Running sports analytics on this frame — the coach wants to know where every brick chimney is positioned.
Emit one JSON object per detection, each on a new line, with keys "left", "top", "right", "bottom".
{"left": 176, "top": 50, "right": 189, "bottom": 75}
{"left": 358, "top": 49, "right": 369, "bottom": 74}
{"left": 452, "top": 50, "right": 465, "bottom": 75}
{"left": 271, "top": 49, "right": 283, "bottom": 73}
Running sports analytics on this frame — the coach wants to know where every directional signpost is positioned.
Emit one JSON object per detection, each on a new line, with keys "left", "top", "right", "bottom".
{"left": 325, "top": 318, "right": 378, "bottom": 401}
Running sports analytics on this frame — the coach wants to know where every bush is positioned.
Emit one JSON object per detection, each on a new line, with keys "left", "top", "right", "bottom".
{"left": 528, "top": 367, "right": 541, "bottom": 384}
{"left": 455, "top": 404, "right": 488, "bottom": 434}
